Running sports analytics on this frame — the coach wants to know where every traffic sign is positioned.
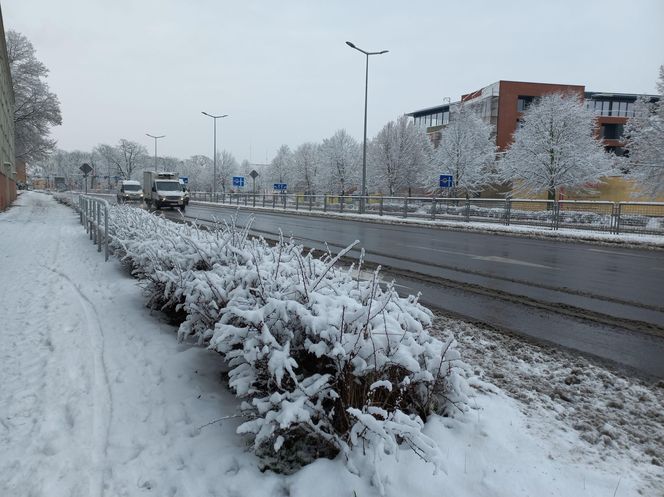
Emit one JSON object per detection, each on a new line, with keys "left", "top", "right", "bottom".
{"left": 180, "top": 176, "right": 189, "bottom": 185}
{"left": 79, "top": 163, "right": 92, "bottom": 175}
{"left": 273, "top": 183, "right": 287, "bottom": 191}
{"left": 232, "top": 176, "right": 245, "bottom": 187}
{"left": 249, "top": 170, "right": 259, "bottom": 179}
{"left": 439, "top": 175, "right": 454, "bottom": 188}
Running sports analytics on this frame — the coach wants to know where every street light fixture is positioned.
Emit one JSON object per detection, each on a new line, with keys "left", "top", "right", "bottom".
{"left": 201, "top": 112, "right": 229, "bottom": 198}
{"left": 146, "top": 133, "right": 165, "bottom": 172}
{"left": 346, "top": 41, "right": 388, "bottom": 213}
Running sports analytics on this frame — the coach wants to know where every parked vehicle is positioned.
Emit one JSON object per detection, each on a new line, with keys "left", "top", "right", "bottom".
{"left": 143, "top": 171, "right": 186, "bottom": 210}
{"left": 116, "top": 180, "right": 144, "bottom": 203}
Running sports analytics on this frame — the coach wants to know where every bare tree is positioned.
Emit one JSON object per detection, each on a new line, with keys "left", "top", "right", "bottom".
{"left": 319, "top": 129, "right": 360, "bottom": 195}
{"left": 291, "top": 143, "right": 320, "bottom": 195}
{"left": 268, "top": 145, "right": 293, "bottom": 185}
{"left": 623, "top": 66, "right": 664, "bottom": 196}
{"left": 182, "top": 155, "right": 213, "bottom": 191}
{"left": 216, "top": 150, "right": 238, "bottom": 192}
{"left": 6, "top": 31, "right": 62, "bottom": 162}
{"left": 497, "top": 93, "right": 611, "bottom": 200}
{"left": 369, "top": 115, "right": 432, "bottom": 196}
{"left": 423, "top": 106, "right": 495, "bottom": 197}
{"left": 159, "top": 156, "right": 182, "bottom": 173}
{"left": 95, "top": 139, "right": 148, "bottom": 180}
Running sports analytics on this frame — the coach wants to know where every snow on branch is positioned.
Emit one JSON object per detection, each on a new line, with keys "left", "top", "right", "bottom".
{"left": 102, "top": 204, "right": 470, "bottom": 488}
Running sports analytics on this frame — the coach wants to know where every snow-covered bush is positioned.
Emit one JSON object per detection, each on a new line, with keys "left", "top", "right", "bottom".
{"left": 104, "top": 206, "right": 470, "bottom": 483}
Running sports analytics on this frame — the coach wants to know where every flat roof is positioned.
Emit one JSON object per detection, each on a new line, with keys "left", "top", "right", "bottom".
{"left": 407, "top": 79, "right": 661, "bottom": 116}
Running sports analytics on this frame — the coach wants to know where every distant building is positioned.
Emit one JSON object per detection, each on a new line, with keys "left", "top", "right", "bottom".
{"left": 407, "top": 79, "right": 658, "bottom": 155}
{"left": 407, "top": 80, "right": 660, "bottom": 200}
{"left": 0, "top": 4, "right": 16, "bottom": 210}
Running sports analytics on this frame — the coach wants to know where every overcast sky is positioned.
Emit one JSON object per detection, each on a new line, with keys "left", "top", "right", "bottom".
{"left": 3, "top": 0, "right": 663, "bottom": 164}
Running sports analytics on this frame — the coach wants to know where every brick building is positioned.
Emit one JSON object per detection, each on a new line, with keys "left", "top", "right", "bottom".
{"left": 407, "top": 80, "right": 660, "bottom": 199}
{"left": 0, "top": 4, "right": 15, "bottom": 210}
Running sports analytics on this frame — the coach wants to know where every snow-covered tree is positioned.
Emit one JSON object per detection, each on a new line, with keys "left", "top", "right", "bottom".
{"left": 319, "top": 129, "right": 360, "bottom": 195}
{"left": 291, "top": 143, "right": 320, "bottom": 194}
{"left": 623, "top": 65, "right": 664, "bottom": 196}
{"left": 182, "top": 155, "right": 213, "bottom": 191}
{"left": 238, "top": 159, "right": 264, "bottom": 193}
{"left": 424, "top": 106, "right": 495, "bottom": 197}
{"left": 369, "top": 115, "right": 432, "bottom": 196}
{"left": 497, "top": 92, "right": 611, "bottom": 200}
{"left": 160, "top": 156, "right": 183, "bottom": 173}
{"left": 268, "top": 145, "right": 293, "bottom": 186}
{"left": 6, "top": 30, "right": 62, "bottom": 162}
{"left": 95, "top": 140, "right": 149, "bottom": 180}
{"left": 216, "top": 150, "right": 238, "bottom": 192}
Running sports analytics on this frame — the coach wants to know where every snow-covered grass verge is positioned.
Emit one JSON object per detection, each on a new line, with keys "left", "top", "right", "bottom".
{"left": 103, "top": 204, "right": 470, "bottom": 488}
{"left": 445, "top": 316, "right": 664, "bottom": 496}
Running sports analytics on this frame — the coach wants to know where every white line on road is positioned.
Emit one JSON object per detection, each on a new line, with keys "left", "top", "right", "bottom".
{"left": 403, "top": 244, "right": 553, "bottom": 269}
{"left": 587, "top": 248, "right": 657, "bottom": 259}
{"left": 471, "top": 255, "right": 553, "bottom": 269}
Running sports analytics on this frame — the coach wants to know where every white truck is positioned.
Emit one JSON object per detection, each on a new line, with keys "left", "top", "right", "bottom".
{"left": 143, "top": 171, "right": 186, "bottom": 211}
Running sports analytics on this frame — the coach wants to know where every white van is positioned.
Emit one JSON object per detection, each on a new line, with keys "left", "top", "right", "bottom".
{"left": 117, "top": 180, "right": 144, "bottom": 203}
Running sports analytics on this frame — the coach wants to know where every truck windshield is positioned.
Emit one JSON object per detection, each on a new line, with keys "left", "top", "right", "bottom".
{"left": 123, "top": 184, "right": 141, "bottom": 191}
{"left": 155, "top": 181, "right": 180, "bottom": 192}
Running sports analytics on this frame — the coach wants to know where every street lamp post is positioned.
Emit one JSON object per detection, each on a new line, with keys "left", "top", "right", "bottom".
{"left": 201, "top": 112, "right": 229, "bottom": 198}
{"left": 346, "top": 41, "right": 388, "bottom": 213}
{"left": 146, "top": 133, "right": 165, "bottom": 172}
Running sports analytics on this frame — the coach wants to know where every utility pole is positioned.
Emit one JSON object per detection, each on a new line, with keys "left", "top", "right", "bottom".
{"left": 346, "top": 41, "right": 388, "bottom": 213}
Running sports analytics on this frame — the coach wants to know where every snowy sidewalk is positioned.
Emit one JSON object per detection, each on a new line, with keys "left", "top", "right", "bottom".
{"left": 1, "top": 192, "right": 661, "bottom": 497}
{"left": 0, "top": 192, "right": 253, "bottom": 496}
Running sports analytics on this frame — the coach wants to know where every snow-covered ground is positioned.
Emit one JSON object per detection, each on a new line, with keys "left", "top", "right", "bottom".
{"left": 1, "top": 191, "right": 661, "bottom": 497}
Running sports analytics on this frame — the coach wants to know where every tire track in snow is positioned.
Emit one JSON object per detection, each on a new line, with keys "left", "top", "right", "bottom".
{"left": 44, "top": 266, "right": 114, "bottom": 497}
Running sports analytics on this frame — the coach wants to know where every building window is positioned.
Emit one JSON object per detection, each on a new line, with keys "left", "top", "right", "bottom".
{"left": 626, "top": 102, "right": 634, "bottom": 117}
{"left": 517, "top": 96, "right": 535, "bottom": 112}
{"left": 602, "top": 100, "right": 611, "bottom": 116}
{"left": 443, "top": 111, "right": 449, "bottom": 125}
{"left": 600, "top": 123, "right": 624, "bottom": 140}
{"left": 617, "top": 101, "right": 628, "bottom": 117}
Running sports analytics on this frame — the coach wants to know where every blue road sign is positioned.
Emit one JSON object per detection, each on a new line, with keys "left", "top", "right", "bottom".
{"left": 232, "top": 176, "right": 245, "bottom": 187}
{"left": 180, "top": 176, "right": 189, "bottom": 185}
{"left": 273, "top": 183, "right": 287, "bottom": 191}
{"left": 439, "top": 175, "right": 454, "bottom": 188}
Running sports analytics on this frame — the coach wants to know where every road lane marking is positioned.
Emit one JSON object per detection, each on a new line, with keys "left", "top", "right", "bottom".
{"left": 403, "top": 244, "right": 553, "bottom": 269}
{"left": 470, "top": 255, "right": 553, "bottom": 269}
{"left": 588, "top": 248, "right": 657, "bottom": 259}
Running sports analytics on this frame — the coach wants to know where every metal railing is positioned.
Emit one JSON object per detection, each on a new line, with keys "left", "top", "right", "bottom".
{"left": 187, "top": 192, "right": 664, "bottom": 237}
{"left": 78, "top": 195, "right": 110, "bottom": 261}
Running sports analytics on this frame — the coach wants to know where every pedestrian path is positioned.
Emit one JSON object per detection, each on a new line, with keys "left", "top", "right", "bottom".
{"left": 0, "top": 191, "right": 241, "bottom": 497}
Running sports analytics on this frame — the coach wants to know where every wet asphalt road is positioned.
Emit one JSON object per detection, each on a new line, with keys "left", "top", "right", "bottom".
{"left": 168, "top": 202, "right": 664, "bottom": 376}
